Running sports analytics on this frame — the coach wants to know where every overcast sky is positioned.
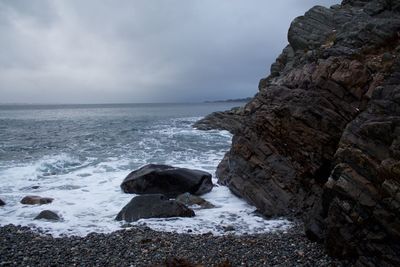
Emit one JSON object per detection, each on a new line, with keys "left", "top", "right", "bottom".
{"left": 0, "top": 0, "right": 339, "bottom": 104}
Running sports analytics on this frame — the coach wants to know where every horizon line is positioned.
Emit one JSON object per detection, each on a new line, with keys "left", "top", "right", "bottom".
{"left": 0, "top": 97, "right": 251, "bottom": 106}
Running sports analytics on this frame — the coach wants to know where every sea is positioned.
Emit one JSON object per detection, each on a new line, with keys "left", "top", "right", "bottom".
{"left": 0, "top": 102, "right": 291, "bottom": 237}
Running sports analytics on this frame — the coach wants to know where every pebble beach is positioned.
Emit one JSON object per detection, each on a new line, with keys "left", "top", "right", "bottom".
{"left": 0, "top": 222, "right": 345, "bottom": 267}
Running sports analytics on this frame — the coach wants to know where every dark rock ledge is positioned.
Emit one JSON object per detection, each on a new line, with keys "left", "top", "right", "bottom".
{"left": 195, "top": 0, "right": 400, "bottom": 265}
{"left": 193, "top": 106, "right": 245, "bottom": 134}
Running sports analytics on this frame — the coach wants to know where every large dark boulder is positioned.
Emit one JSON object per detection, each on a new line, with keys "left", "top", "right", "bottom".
{"left": 115, "top": 194, "right": 195, "bottom": 222}
{"left": 120, "top": 164, "right": 213, "bottom": 198}
{"left": 0, "top": 199, "right": 5, "bottom": 206}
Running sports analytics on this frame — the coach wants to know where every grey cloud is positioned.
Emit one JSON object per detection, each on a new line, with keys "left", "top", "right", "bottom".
{"left": 0, "top": 0, "right": 339, "bottom": 104}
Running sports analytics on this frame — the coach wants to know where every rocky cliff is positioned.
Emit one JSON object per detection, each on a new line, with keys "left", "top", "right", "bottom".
{"left": 195, "top": 0, "right": 400, "bottom": 265}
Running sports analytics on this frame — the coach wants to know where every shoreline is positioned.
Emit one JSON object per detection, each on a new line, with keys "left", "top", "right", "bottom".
{"left": 0, "top": 222, "right": 345, "bottom": 266}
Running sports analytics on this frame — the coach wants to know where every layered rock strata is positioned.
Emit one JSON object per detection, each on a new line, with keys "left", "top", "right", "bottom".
{"left": 196, "top": 0, "right": 400, "bottom": 265}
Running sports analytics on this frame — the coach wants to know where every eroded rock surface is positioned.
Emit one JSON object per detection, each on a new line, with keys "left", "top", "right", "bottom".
{"left": 319, "top": 63, "right": 400, "bottom": 265}
{"left": 196, "top": 0, "right": 400, "bottom": 265}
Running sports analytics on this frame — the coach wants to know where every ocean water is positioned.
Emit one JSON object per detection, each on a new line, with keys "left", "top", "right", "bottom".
{"left": 0, "top": 103, "right": 291, "bottom": 236}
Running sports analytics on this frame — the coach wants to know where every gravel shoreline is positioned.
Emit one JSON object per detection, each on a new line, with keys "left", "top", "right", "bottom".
{"left": 0, "top": 222, "right": 347, "bottom": 267}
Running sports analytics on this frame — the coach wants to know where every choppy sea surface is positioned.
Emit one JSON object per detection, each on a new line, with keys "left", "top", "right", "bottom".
{"left": 0, "top": 103, "right": 291, "bottom": 236}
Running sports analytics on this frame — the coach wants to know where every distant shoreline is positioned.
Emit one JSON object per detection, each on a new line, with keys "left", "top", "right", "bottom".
{"left": 203, "top": 97, "right": 252, "bottom": 103}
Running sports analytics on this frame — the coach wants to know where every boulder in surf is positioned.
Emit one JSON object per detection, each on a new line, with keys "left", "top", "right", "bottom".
{"left": 120, "top": 164, "right": 213, "bottom": 197}
{"left": 115, "top": 194, "right": 195, "bottom": 222}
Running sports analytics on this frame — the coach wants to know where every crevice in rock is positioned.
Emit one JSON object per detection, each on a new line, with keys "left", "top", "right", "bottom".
{"left": 314, "top": 160, "right": 333, "bottom": 184}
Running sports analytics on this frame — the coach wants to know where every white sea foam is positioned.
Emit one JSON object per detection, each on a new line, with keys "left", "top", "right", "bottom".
{"left": 0, "top": 118, "right": 292, "bottom": 237}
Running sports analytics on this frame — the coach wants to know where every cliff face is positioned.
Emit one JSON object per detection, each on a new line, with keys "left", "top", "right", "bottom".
{"left": 196, "top": 0, "right": 400, "bottom": 265}
{"left": 321, "top": 66, "right": 400, "bottom": 264}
